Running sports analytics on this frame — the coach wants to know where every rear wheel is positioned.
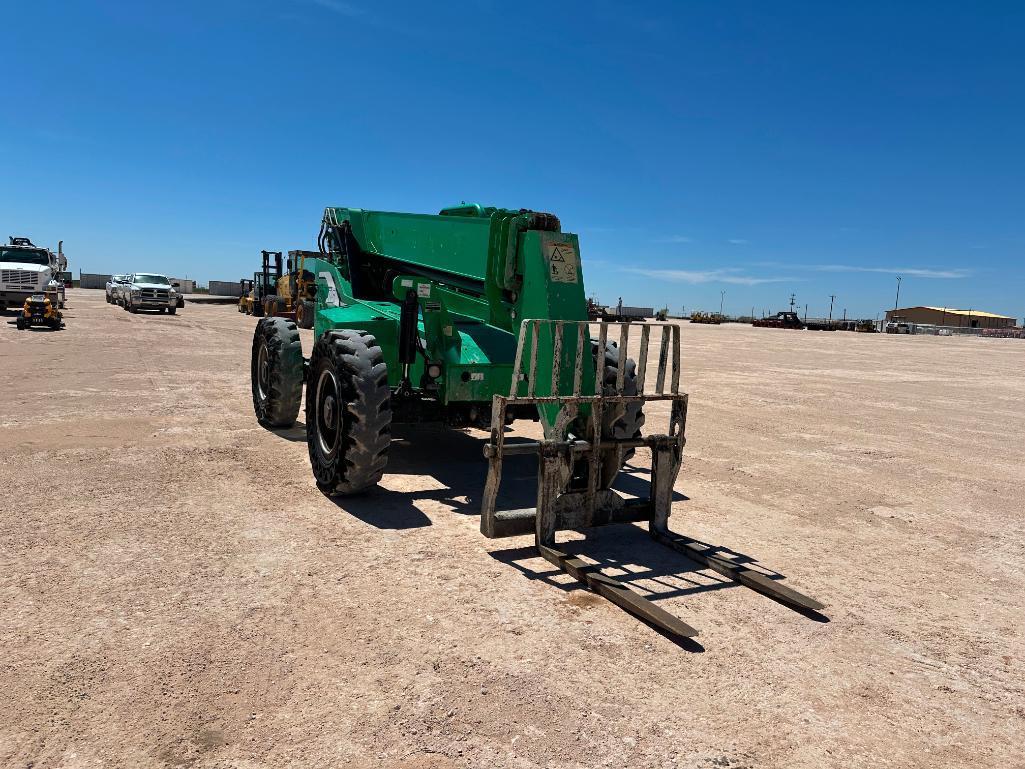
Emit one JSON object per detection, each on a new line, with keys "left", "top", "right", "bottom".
{"left": 251, "top": 318, "right": 303, "bottom": 428}
{"left": 307, "top": 330, "right": 391, "bottom": 495}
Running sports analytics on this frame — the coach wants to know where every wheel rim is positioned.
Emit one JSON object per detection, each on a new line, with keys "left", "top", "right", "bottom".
{"left": 256, "top": 342, "right": 270, "bottom": 402}
{"left": 316, "top": 368, "right": 341, "bottom": 458}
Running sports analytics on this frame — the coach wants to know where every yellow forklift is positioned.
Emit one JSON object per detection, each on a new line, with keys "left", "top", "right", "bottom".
{"left": 263, "top": 250, "right": 318, "bottom": 329}
{"left": 238, "top": 251, "right": 282, "bottom": 317}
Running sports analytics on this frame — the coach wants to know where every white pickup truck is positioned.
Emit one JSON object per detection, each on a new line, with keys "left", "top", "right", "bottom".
{"left": 122, "top": 272, "right": 181, "bottom": 314}
{"left": 0, "top": 237, "right": 65, "bottom": 312}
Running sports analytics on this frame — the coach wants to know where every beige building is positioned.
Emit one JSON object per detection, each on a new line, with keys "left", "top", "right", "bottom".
{"left": 885, "top": 306, "right": 1016, "bottom": 329}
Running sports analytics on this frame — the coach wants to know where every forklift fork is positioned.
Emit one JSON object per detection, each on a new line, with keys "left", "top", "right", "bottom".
{"left": 481, "top": 320, "right": 824, "bottom": 639}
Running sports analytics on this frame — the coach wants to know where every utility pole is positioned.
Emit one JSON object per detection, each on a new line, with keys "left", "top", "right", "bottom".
{"left": 789, "top": 293, "right": 797, "bottom": 311}
{"left": 828, "top": 294, "right": 836, "bottom": 322}
{"left": 804, "top": 303, "right": 808, "bottom": 323}
{"left": 894, "top": 275, "right": 902, "bottom": 311}
{"left": 719, "top": 290, "right": 725, "bottom": 317}
{"left": 842, "top": 308, "right": 847, "bottom": 321}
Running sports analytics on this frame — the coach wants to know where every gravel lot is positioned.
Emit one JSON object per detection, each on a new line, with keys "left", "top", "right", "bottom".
{"left": 1, "top": 289, "right": 1022, "bottom": 769}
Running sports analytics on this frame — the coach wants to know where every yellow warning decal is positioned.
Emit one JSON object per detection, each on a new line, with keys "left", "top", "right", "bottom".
{"left": 545, "top": 241, "right": 579, "bottom": 284}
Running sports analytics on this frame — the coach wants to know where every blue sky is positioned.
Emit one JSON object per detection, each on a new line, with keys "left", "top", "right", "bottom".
{"left": 2, "top": 1, "right": 1022, "bottom": 320}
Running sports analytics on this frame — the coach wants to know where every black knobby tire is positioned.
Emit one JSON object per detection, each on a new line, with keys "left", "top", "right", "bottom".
{"left": 306, "top": 330, "right": 391, "bottom": 495}
{"left": 588, "top": 339, "right": 646, "bottom": 487}
{"left": 251, "top": 317, "right": 303, "bottom": 428}
{"left": 168, "top": 306, "right": 177, "bottom": 315}
{"left": 252, "top": 299, "right": 264, "bottom": 317}
{"left": 297, "top": 300, "right": 315, "bottom": 329}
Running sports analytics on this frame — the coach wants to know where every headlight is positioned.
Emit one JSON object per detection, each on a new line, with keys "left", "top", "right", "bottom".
{"left": 169, "top": 288, "right": 177, "bottom": 296}
{"left": 131, "top": 288, "right": 141, "bottom": 295}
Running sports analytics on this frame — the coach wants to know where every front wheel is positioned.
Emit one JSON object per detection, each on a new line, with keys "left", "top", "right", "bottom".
{"left": 568, "top": 340, "right": 646, "bottom": 489}
{"left": 168, "top": 306, "right": 177, "bottom": 315}
{"left": 252, "top": 317, "right": 303, "bottom": 428}
{"left": 306, "top": 330, "right": 391, "bottom": 495}
{"left": 296, "top": 300, "right": 315, "bottom": 329}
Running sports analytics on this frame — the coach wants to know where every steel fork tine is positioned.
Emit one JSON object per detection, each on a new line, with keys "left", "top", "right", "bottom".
{"left": 616, "top": 323, "right": 629, "bottom": 394}
{"left": 551, "top": 321, "right": 564, "bottom": 395}
{"left": 573, "top": 322, "right": 585, "bottom": 396}
{"left": 528, "top": 320, "right": 540, "bottom": 398}
{"left": 637, "top": 324, "right": 651, "bottom": 394}
{"left": 655, "top": 325, "right": 669, "bottom": 394}
{"left": 510, "top": 319, "right": 527, "bottom": 397}
{"left": 671, "top": 323, "right": 681, "bottom": 394}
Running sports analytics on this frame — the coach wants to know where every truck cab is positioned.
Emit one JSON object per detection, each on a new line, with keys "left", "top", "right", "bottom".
{"left": 122, "top": 272, "right": 181, "bottom": 314}
{"left": 0, "top": 237, "right": 58, "bottom": 312}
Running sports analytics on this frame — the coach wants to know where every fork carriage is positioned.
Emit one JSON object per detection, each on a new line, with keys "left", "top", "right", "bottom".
{"left": 481, "top": 319, "right": 824, "bottom": 638}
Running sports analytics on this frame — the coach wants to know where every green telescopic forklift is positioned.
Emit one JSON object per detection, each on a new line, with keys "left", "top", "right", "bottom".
{"left": 250, "top": 203, "right": 824, "bottom": 638}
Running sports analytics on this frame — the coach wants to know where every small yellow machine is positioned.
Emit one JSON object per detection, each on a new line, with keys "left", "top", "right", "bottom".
{"left": 238, "top": 278, "right": 261, "bottom": 315}
{"left": 267, "top": 250, "right": 318, "bottom": 329}
{"left": 16, "top": 287, "right": 63, "bottom": 330}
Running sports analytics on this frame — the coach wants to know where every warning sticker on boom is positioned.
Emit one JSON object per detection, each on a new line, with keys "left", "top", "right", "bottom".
{"left": 545, "top": 241, "right": 579, "bottom": 284}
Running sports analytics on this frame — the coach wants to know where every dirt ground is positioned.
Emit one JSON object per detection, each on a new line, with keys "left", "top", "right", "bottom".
{"left": 1, "top": 289, "right": 1022, "bottom": 769}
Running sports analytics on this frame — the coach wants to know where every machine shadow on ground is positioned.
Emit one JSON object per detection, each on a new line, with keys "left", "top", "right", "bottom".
{"left": 269, "top": 421, "right": 309, "bottom": 443}
{"left": 320, "top": 424, "right": 824, "bottom": 637}
{"left": 326, "top": 424, "right": 687, "bottom": 530}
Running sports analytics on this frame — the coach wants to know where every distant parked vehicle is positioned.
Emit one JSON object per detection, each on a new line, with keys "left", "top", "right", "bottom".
{"left": 690, "top": 311, "right": 723, "bottom": 324}
{"left": 885, "top": 321, "right": 912, "bottom": 334}
{"left": 0, "top": 236, "right": 64, "bottom": 313}
{"left": 122, "top": 273, "right": 181, "bottom": 314}
{"left": 753, "top": 311, "right": 805, "bottom": 330}
{"left": 106, "top": 274, "right": 129, "bottom": 304}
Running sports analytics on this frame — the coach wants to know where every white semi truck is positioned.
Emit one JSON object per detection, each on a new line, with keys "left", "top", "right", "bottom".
{"left": 0, "top": 237, "right": 67, "bottom": 312}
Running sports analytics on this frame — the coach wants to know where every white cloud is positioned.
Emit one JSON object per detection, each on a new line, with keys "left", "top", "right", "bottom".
{"left": 812, "top": 265, "right": 970, "bottom": 279}
{"left": 728, "top": 238, "right": 750, "bottom": 245}
{"left": 623, "top": 267, "right": 792, "bottom": 286}
{"left": 749, "top": 261, "right": 972, "bottom": 279}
